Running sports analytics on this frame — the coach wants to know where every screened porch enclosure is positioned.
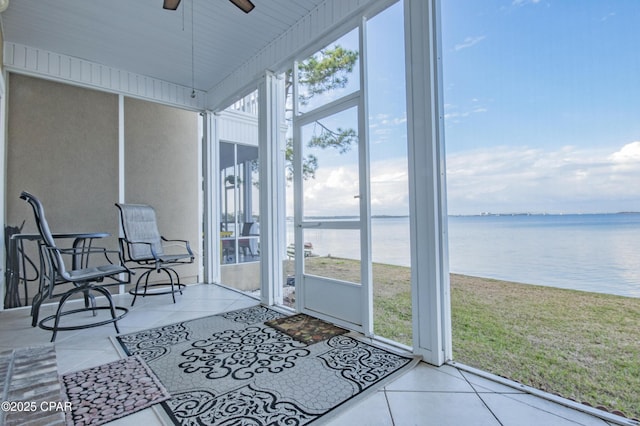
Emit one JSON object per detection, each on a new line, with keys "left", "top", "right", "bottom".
{"left": 1, "top": 0, "right": 450, "bottom": 368}
{"left": 1, "top": 1, "right": 637, "bottom": 423}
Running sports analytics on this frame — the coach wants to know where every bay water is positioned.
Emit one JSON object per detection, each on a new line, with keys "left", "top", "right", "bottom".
{"left": 288, "top": 214, "right": 640, "bottom": 298}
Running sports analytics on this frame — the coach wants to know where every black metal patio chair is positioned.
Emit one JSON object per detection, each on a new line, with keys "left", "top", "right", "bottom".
{"left": 115, "top": 203, "right": 194, "bottom": 305}
{"left": 20, "top": 191, "right": 130, "bottom": 342}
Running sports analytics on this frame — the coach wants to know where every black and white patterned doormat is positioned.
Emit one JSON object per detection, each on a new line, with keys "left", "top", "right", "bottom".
{"left": 115, "top": 305, "right": 418, "bottom": 425}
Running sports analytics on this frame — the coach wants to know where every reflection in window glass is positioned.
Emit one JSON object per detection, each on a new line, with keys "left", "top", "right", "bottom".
{"left": 220, "top": 142, "right": 237, "bottom": 238}
{"left": 219, "top": 142, "right": 260, "bottom": 265}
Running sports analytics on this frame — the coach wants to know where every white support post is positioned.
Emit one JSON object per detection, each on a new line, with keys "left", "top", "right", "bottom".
{"left": 196, "top": 112, "right": 205, "bottom": 282}
{"left": 118, "top": 94, "right": 126, "bottom": 294}
{"left": 202, "top": 111, "right": 221, "bottom": 284}
{"left": 118, "top": 95, "right": 125, "bottom": 204}
{"left": 258, "top": 71, "right": 286, "bottom": 305}
{"left": 0, "top": 71, "right": 6, "bottom": 310}
{"left": 358, "top": 17, "right": 374, "bottom": 337}
{"left": 404, "top": 0, "right": 452, "bottom": 365}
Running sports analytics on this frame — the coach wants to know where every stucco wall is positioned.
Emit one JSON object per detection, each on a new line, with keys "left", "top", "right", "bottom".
{"left": 6, "top": 74, "right": 120, "bottom": 241}
{"left": 123, "top": 97, "right": 200, "bottom": 283}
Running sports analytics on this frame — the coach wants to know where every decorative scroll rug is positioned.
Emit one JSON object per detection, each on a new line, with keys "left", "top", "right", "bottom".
{"left": 264, "top": 313, "right": 348, "bottom": 344}
{"left": 60, "top": 355, "right": 171, "bottom": 426}
{"left": 115, "top": 305, "right": 417, "bottom": 425}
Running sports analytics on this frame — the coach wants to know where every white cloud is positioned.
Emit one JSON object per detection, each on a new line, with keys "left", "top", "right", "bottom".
{"left": 512, "top": 0, "right": 541, "bottom": 6}
{"left": 369, "top": 112, "right": 407, "bottom": 145}
{"left": 609, "top": 141, "right": 640, "bottom": 163}
{"left": 454, "top": 36, "right": 486, "bottom": 51}
{"left": 446, "top": 142, "right": 640, "bottom": 215}
{"left": 601, "top": 12, "right": 616, "bottom": 22}
{"left": 370, "top": 159, "right": 410, "bottom": 215}
{"left": 370, "top": 112, "right": 407, "bottom": 127}
{"left": 444, "top": 100, "right": 488, "bottom": 124}
{"left": 287, "top": 158, "right": 410, "bottom": 217}
{"left": 286, "top": 142, "right": 640, "bottom": 217}
{"left": 301, "top": 166, "right": 361, "bottom": 217}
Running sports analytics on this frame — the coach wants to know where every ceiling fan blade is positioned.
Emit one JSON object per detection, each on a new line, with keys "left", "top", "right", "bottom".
{"left": 229, "top": 0, "right": 255, "bottom": 14}
{"left": 163, "top": 0, "right": 181, "bottom": 10}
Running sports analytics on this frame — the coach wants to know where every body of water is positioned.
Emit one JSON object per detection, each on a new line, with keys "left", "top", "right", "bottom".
{"left": 287, "top": 214, "right": 640, "bottom": 298}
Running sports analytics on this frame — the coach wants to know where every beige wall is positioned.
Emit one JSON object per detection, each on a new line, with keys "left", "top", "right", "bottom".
{"left": 6, "top": 74, "right": 119, "bottom": 240}
{"left": 221, "top": 262, "right": 260, "bottom": 292}
{"left": 123, "top": 97, "right": 200, "bottom": 283}
{"left": 5, "top": 74, "right": 201, "bottom": 304}
{"left": 6, "top": 74, "right": 120, "bottom": 302}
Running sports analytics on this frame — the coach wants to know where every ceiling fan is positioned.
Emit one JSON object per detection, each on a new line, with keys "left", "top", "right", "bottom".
{"left": 163, "top": 0, "right": 255, "bottom": 13}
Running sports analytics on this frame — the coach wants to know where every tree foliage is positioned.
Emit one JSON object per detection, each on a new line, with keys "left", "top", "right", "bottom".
{"left": 295, "top": 45, "right": 359, "bottom": 106}
{"left": 309, "top": 126, "right": 357, "bottom": 154}
{"left": 285, "top": 45, "right": 359, "bottom": 181}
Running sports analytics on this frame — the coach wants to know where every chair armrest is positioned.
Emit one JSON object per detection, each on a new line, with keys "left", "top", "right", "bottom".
{"left": 119, "top": 238, "right": 161, "bottom": 261}
{"left": 58, "top": 246, "right": 125, "bottom": 266}
{"left": 160, "top": 236, "right": 194, "bottom": 256}
{"left": 58, "top": 246, "right": 109, "bottom": 255}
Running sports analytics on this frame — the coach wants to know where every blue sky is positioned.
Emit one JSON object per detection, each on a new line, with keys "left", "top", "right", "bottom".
{"left": 292, "top": 0, "right": 640, "bottom": 217}
{"left": 441, "top": 0, "right": 640, "bottom": 215}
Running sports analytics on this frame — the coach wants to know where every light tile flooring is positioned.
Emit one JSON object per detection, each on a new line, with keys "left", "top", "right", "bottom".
{"left": 0, "top": 284, "right": 631, "bottom": 426}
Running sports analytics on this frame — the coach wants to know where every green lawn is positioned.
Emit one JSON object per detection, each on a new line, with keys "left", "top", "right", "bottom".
{"left": 303, "top": 256, "right": 640, "bottom": 420}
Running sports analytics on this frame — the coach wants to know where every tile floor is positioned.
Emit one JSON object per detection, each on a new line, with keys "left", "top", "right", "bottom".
{"left": 0, "top": 284, "right": 634, "bottom": 426}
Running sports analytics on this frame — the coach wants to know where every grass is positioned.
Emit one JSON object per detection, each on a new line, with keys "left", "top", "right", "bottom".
{"left": 302, "top": 256, "right": 640, "bottom": 420}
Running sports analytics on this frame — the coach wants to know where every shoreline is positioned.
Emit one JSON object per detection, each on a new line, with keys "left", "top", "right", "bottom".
{"left": 295, "top": 255, "right": 640, "bottom": 299}
{"left": 449, "top": 271, "right": 640, "bottom": 299}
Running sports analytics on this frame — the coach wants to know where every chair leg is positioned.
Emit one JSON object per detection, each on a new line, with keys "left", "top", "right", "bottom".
{"left": 31, "top": 272, "right": 52, "bottom": 327}
{"left": 129, "top": 267, "right": 184, "bottom": 305}
{"left": 92, "top": 286, "right": 121, "bottom": 334}
{"left": 130, "top": 276, "right": 139, "bottom": 306}
{"left": 169, "top": 270, "right": 177, "bottom": 303}
{"left": 31, "top": 293, "right": 42, "bottom": 327}
{"left": 130, "top": 269, "right": 153, "bottom": 306}
{"left": 156, "top": 268, "right": 177, "bottom": 303}
{"left": 171, "top": 269, "right": 182, "bottom": 295}
{"left": 166, "top": 267, "right": 184, "bottom": 301}
{"left": 50, "top": 289, "right": 79, "bottom": 342}
{"left": 143, "top": 272, "right": 151, "bottom": 297}
{"left": 83, "top": 289, "right": 97, "bottom": 317}
{"left": 171, "top": 268, "right": 184, "bottom": 296}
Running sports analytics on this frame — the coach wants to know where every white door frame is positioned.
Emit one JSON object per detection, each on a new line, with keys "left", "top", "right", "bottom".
{"left": 258, "top": 71, "right": 287, "bottom": 306}
{"left": 291, "top": 21, "right": 373, "bottom": 333}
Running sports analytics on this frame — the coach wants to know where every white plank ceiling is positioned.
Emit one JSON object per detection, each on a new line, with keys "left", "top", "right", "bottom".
{"left": 0, "top": 0, "right": 326, "bottom": 92}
